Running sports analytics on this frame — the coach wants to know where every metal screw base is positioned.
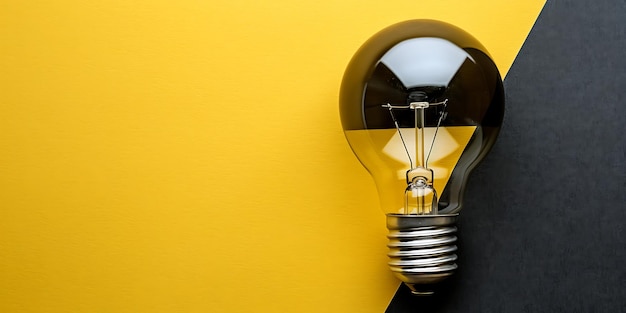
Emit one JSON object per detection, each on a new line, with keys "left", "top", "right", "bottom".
{"left": 386, "top": 214, "right": 459, "bottom": 294}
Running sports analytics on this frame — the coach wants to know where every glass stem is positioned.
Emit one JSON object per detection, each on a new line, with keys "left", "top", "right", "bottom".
{"left": 415, "top": 107, "right": 425, "bottom": 169}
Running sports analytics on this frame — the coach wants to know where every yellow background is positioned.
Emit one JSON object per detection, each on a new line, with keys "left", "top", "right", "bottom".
{"left": 0, "top": 1, "right": 544, "bottom": 312}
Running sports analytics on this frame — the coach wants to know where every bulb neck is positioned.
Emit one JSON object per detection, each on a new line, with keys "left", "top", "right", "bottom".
{"left": 386, "top": 213, "right": 459, "bottom": 295}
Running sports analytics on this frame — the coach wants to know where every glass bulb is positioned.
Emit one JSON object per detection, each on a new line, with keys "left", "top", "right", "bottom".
{"left": 339, "top": 20, "right": 504, "bottom": 294}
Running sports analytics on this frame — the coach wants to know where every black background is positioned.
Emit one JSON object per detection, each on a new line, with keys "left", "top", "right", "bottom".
{"left": 387, "top": 0, "right": 626, "bottom": 311}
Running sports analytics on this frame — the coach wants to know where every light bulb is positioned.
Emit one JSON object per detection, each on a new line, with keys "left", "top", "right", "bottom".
{"left": 339, "top": 20, "right": 504, "bottom": 294}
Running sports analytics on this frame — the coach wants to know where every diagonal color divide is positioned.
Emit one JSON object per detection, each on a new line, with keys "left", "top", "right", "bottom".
{"left": 0, "top": 0, "right": 546, "bottom": 312}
